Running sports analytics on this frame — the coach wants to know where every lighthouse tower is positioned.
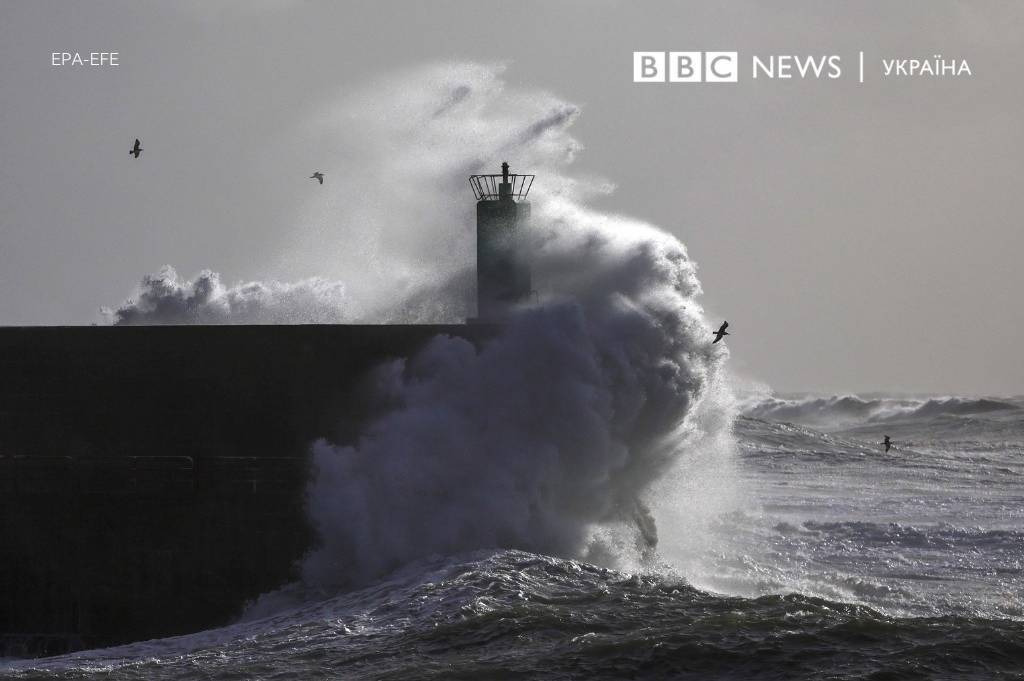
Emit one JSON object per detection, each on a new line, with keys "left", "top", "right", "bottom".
{"left": 468, "top": 162, "right": 534, "bottom": 321}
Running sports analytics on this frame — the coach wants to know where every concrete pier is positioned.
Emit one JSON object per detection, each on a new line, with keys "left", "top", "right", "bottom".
{"left": 0, "top": 324, "right": 493, "bottom": 655}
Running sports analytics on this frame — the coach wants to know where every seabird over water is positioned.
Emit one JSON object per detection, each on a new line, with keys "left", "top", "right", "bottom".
{"left": 712, "top": 321, "right": 730, "bottom": 344}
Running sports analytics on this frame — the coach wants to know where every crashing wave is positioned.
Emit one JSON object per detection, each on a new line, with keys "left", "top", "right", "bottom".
{"left": 102, "top": 266, "right": 355, "bottom": 325}
{"left": 298, "top": 63, "right": 735, "bottom": 587}
{"left": 743, "top": 393, "right": 1019, "bottom": 430}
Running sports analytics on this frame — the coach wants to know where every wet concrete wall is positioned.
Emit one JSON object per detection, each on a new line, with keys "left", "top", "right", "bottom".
{"left": 0, "top": 324, "right": 491, "bottom": 656}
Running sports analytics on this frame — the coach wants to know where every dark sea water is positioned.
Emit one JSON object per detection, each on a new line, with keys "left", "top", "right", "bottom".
{"left": 4, "top": 394, "right": 1023, "bottom": 680}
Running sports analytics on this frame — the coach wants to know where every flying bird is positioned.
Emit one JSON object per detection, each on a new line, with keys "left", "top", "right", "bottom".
{"left": 712, "top": 321, "right": 730, "bottom": 344}
{"left": 129, "top": 138, "right": 142, "bottom": 158}
{"left": 881, "top": 435, "right": 893, "bottom": 453}
{"left": 310, "top": 172, "right": 324, "bottom": 185}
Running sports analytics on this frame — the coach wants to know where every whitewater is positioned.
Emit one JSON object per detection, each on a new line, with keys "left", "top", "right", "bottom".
{"left": 3, "top": 64, "right": 1022, "bottom": 678}
{"left": 4, "top": 394, "right": 1023, "bottom": 679}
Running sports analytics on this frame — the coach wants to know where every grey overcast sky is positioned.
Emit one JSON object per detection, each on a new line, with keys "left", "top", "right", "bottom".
{"left": 0, "top": 1, "right": 1021, "bottom": 395}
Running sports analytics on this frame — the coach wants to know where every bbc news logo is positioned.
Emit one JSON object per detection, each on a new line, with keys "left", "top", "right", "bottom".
{"left": 634, "top": 51, "right": 738, "bottom": 83}
{"left": 634, "top": 51, "right": 973, "bottom": 84}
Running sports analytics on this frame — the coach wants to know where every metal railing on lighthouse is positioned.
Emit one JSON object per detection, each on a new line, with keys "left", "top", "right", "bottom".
{"left": 469, "top": 162, "right": 534, "bottom": 201}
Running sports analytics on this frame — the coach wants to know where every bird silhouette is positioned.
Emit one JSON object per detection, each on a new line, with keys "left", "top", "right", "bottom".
{"left": 712, "top": 321, "right": 729, "bottom": 344}
{"left": 881, "top": 435, "right": 893, "bottom": 453}
{"left": 310, "top": 172, "right": 324, "bottom": 185}
{"left": 129, "top": 138, "right": 142, "bottom": 158}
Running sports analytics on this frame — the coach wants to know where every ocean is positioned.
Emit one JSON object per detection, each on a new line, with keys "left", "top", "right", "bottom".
{"left": 4, "top": 393, "right": 1022, "bottom": 680}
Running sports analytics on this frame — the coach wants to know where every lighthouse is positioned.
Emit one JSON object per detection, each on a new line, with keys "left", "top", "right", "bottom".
{"left": 468, "top": 162, "right": 534, "bottom": 321}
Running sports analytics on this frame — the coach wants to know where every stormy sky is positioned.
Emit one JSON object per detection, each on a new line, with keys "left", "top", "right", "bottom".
{"left": 0, "top": 1, "right": 1021, "bottom": 395}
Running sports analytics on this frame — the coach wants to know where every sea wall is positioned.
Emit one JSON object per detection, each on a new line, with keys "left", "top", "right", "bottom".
{"left": 0, "top": 324, "right": 491, "bottom": 656}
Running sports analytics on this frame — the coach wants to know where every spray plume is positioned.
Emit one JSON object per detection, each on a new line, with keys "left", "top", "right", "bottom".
{"left": 296, "top": 63, "right": 736, "bottom": 587}
{"left": 103, "top": 266, "right": 354, "bottom": 325}
{"left": 103, "top": 63, "right": 738, "bottom": 588}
